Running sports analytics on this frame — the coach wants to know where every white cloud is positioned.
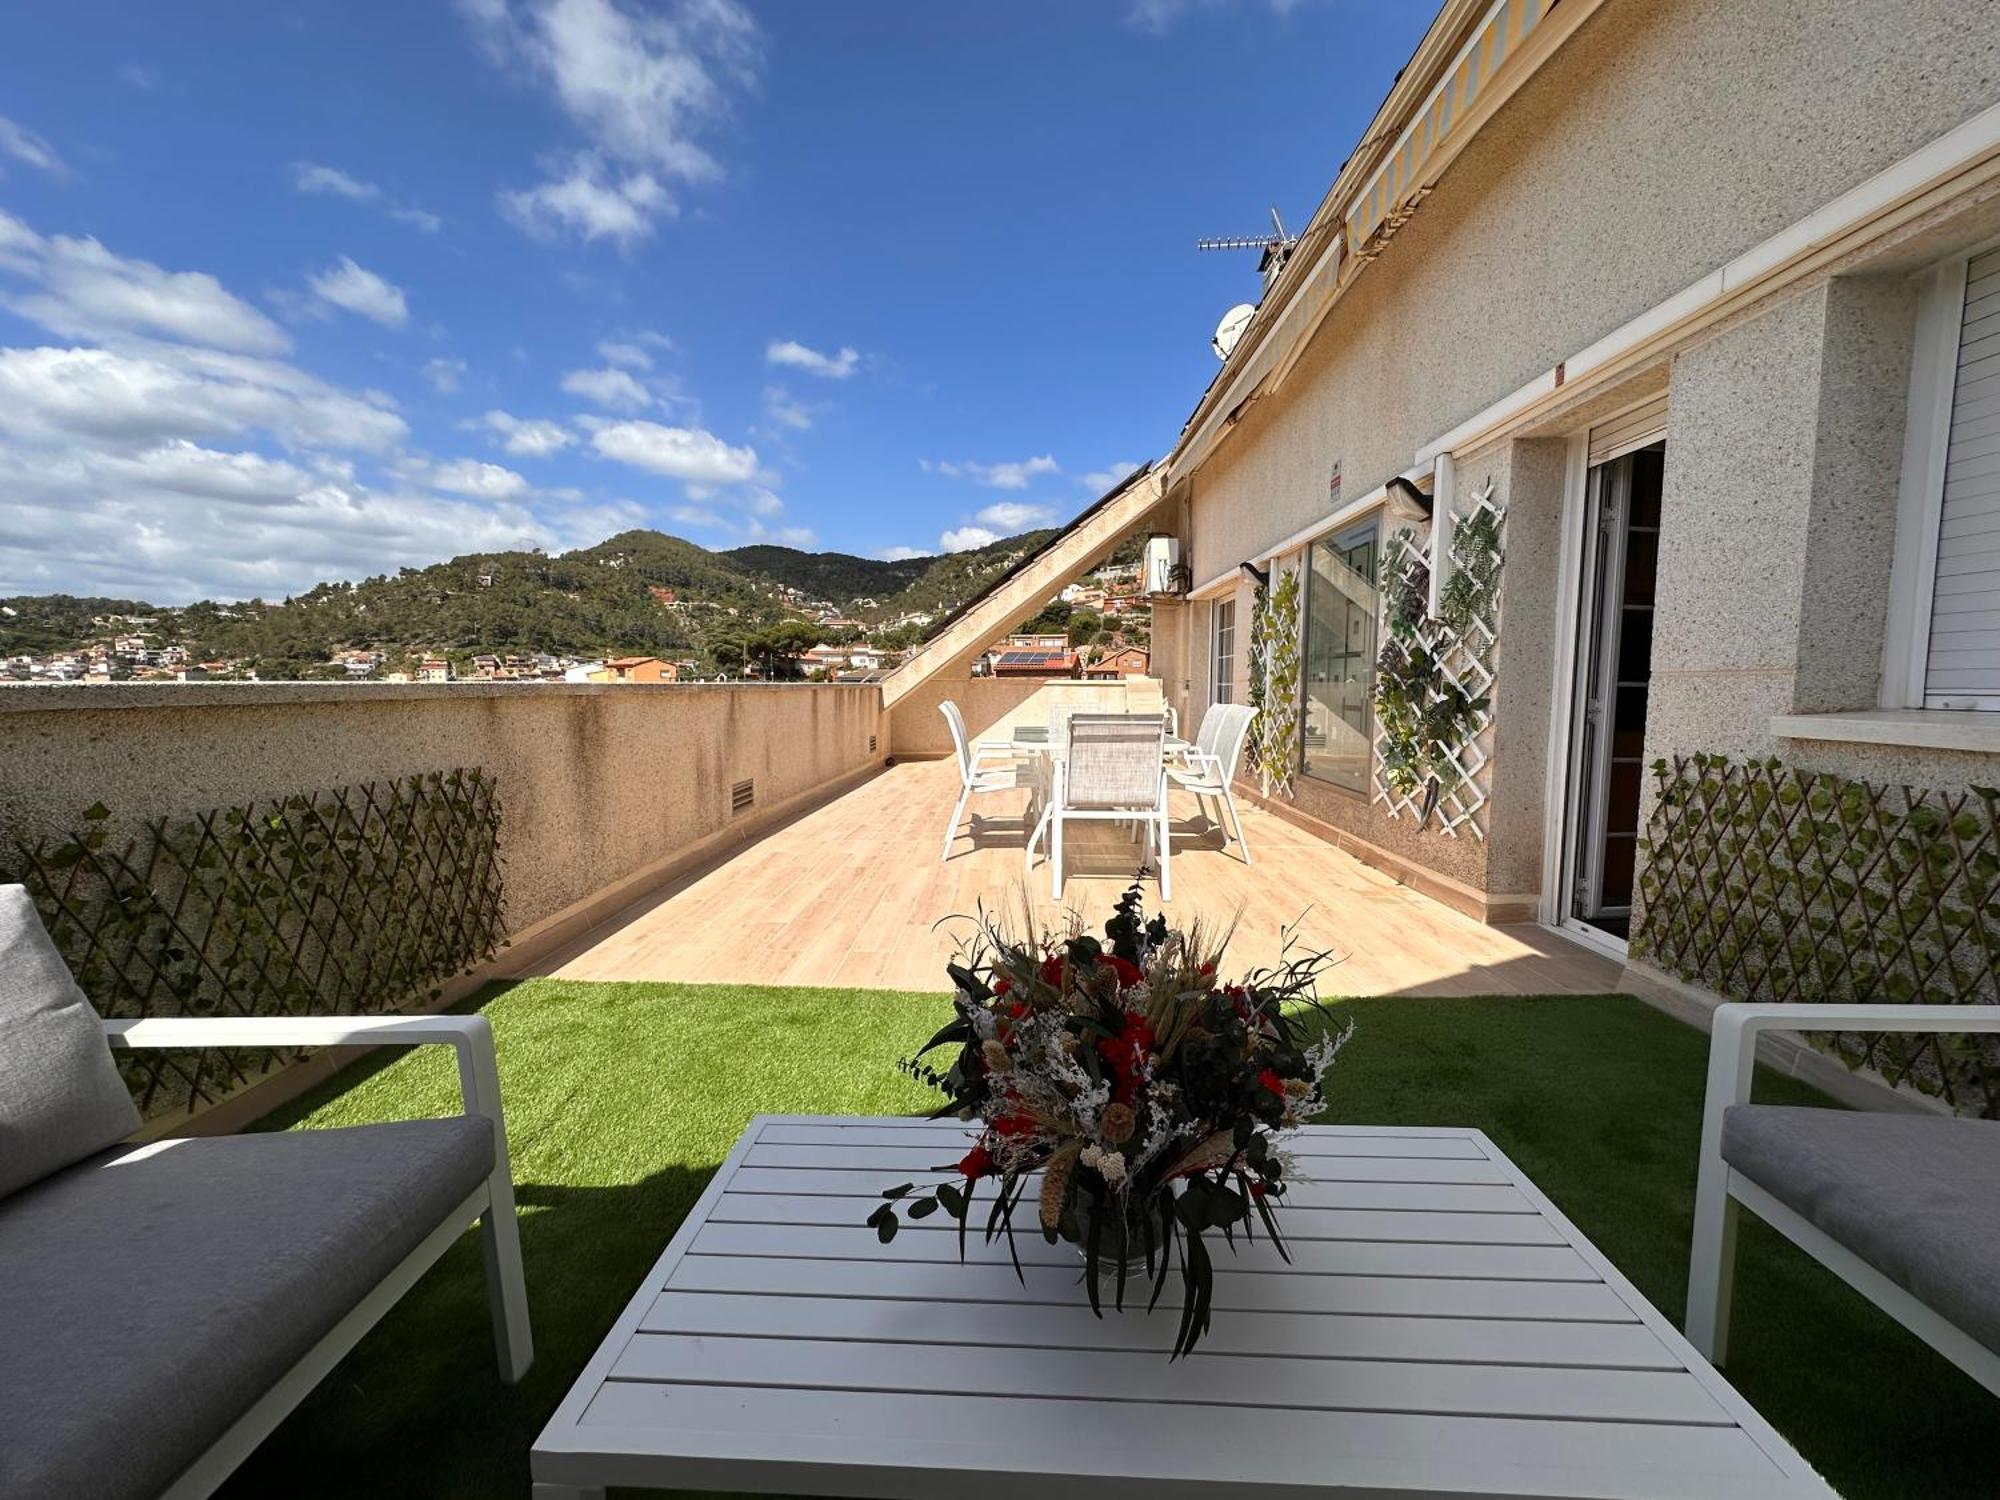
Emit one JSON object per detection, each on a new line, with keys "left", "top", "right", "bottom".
{"left": 761, "top": 384, "right": 812, "bottom": 431}
{"left": 879, "top": 545, "right": 934, "bottom": 561}
{"left": 500, "top": 155, "right": 668, "bottom": 247}
{"left": 0, "top": 116, "right": 66, "bottom": 178}
{"left": 0, "top": 344, "right": 407, "bottom": 454}
{"left": 1080, "top": 459, "right": 1142, "bottom": 493}
{"left": 1, "top": 224, "right": 291, "bottom": 355}
{"left": 765, "top": 338, "right": 859, "bottom": 380}
{"left": 307, "top": 257, "right": 410, "bottom": 328}
{"left": 119, "top": 62, "right": 163, "bottom": 90}
{"left": 974, "top": 500, "right": 1057, "bottom": 530}
{"left": 939, "top": 525, "right": 1002, "bottom": 553}
{"left": 398, "top": 456, "right": 532, "bottom": 499}
{"left": 422, "top": 357, "right": 468, "bottom": 394}
{"left": 923, "top": 454, "right": 1059, "bottom": 491}
{"left": 743, "top": 517, "right": 815, "bottom": 547}
{"left": 290, "top": 163, "right": 443, "bottom": 232}
{"left": 582, "top": 416, "right": 759, "bottom": 484}
{"left": 597, "top": 330, "right": 672, "bottom": 368}
{"left": 1125, "top": 0, "right": 1305, "bottom": 34}
{"left": 474, "top": 408, "right": 574, "bottom": 457}
{"left": 290, "top": 162, "right": 379, "bottom": 202}
{"left": 665, "top": 501, "right": 724, "bottom": 530}
{"left": 561, "top": 364, "right": 653, "bottom": 409}
{"left": 467, "top": 0, "right": 762, "bottom": 244}
{"left": 388, "top": 205, "right": 445, "bottom": 233}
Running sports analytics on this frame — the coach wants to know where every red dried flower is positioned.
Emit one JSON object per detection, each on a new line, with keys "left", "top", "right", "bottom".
{"left": 993, "top": 978, "right": 1012, "bottom": 996}
{"left": 992, "top": 1113, "right": 1038, "bottom": 1138}
{"left": 1258, "top": 1068, "right": 1287, "bottom": 1099}
{"left": 1106, "top": 955, "right": 1144, "bottom": 987}
{"left": 1096, "top": 1013, "right": 1157, "bottom": 1105}
{"left": 958, "top": 1143, "right": 993, "bottom": 1180}
{"left": 1039, "top": 955, "right": 1065, "bottom": 986}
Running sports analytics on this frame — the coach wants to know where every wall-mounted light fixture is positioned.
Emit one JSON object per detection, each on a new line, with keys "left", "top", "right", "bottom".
{"left": 1238, "top": 560, "right": 1269, "bottom": 590}
{"left": 1384, "top": 475, "right": 1431, "bottom": 523}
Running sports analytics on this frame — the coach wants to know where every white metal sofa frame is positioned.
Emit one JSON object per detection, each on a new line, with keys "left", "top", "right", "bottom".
{"left": 1169, "top": 702, "right": 1256, "bottom": 864}
{"left": 1030, "top": 713, "right": 1171, "bottom": 902}
{"left": 102, "top": 1013, "right": 533, "bottom": 1500}
{"left": 1685, "top": 1002, "right": 2000, "bottom": 1397}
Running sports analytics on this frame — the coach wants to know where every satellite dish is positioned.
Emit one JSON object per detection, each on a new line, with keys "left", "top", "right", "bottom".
{"left": 1211, "top": 303, "right": 1255, "bottom": 361}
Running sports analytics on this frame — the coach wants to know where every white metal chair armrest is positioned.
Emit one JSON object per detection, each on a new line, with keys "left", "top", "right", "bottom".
{"left": 1686, "top": 1002, "right": 2000, "bottom": 1376}
{"left": 104, "top": 1011, "right": 533, "bottom": 1383}
{"left": 104, "top": 1014, "right": 509, "bottom": 1125}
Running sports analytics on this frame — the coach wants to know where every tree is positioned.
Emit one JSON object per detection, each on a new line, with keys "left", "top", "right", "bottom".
{"left": 748, "top": 619, "right": 820, "bottom": 679}
{"left": 1016, "top": 599, "right": 1072, "bottom": 635}
{"left": 1066, "top": 608, "right": 1102, "bottom": 647}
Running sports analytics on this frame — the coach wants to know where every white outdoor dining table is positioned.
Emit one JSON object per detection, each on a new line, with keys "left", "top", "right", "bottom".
{"left": 531, "top": 1115, "right": 1835, "bottom": 1500}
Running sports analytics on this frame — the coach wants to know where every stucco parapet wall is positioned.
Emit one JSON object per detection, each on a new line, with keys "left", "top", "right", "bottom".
{"left": 0, "top": 680, "right": 882, "bottom": 715}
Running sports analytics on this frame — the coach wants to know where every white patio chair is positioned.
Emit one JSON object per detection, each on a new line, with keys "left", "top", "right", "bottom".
{"left": 1029, "top": 713, "right": 1171, "bottom": 902}
{"left": 1168, "top": 703, "right": 1256, "bottom": 863}
{"left": 938, "top": 701, "right": 1038, "bottom": 863}
{"left": 1685, "top": 1002, "right": 2000, "bottom": 1396}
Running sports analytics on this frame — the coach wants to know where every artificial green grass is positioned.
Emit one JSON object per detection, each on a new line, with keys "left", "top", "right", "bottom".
{"left": 217, "top": 983, "right": 1998, "bottom": 1500}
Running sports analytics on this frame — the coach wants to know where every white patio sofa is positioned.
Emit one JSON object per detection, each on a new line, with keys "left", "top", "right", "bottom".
{"left": 1685, "top": 1002, "right": 2000, "bottom": 1397}
{"left": 0, "top": 885, "right": 532, "bottom": 1500}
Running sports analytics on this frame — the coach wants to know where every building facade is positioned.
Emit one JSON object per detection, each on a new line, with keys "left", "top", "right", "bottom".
{"left": 1140, "top": 0, "right": 2000, "bottom": 971}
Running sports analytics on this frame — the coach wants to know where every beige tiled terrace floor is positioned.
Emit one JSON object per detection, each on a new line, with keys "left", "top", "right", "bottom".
{"left": 535, "top": 758, "right": 1624, "bottom": 995}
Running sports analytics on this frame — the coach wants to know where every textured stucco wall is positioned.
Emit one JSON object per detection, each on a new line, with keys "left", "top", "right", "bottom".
{"left": 1174, "top": 0, "right": 1999, "bottom": 900}
{"left": 0, "top": 683, "right": 884, "bottom": 940}
{"left": 1647, "top": 284, "right": 1997, "bottom": 799}
{"left": 1477, "top": 436, "right": 1574, "bottom": 900}
{"left": 1188, "top": 0, "right": 1999, "bottom": 579}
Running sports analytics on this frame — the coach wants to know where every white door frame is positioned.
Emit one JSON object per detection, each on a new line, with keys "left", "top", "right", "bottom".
{"left": 1538, "top": 434, "right": 1592, "bottom": 931}
{"left": 1539, "top": 433, "right": 1644, "bottom": 961}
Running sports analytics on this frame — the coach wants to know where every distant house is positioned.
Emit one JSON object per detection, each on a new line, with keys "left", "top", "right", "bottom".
{"left": 1083, "top": 646, "right": 1150, "bottom": 680}
{"left": 417, "top": 658, "right": 453, "bottom": 683}
{"left": 590, "top": 656, "right": 678, "bottom": 684}
{"left": 1003, "top": 633, "right": 1069, "bottom": 652}
{"left": 989, "top": 648, "right": 1076, "bottom": 678}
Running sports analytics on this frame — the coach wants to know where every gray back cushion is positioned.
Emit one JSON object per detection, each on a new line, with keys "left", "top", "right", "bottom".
{"left": 0, "top": 884, "right": 140, "bottom": 1198}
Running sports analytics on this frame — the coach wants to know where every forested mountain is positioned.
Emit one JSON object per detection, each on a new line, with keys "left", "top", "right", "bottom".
{"left": 0, "top": 527, "right": 1056, "bottom": 676}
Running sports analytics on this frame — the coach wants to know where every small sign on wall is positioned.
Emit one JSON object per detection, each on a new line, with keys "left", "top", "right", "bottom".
{"left": 1328, "top": 459, "right": 1342, "bottom": 507}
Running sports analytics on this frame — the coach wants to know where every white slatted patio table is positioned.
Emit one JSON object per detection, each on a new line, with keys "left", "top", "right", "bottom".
{"left": 531, "top": 1116, "right": 1834, "bottom": 1500}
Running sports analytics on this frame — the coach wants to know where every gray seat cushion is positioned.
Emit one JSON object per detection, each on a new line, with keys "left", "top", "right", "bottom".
{"left": 0, "top": 883, "right": 140, "bottom": 1197}
{"left": 0, "top": 1117, "right": 495, "bottom": 1500}
{"left": 1722, "top": 1103, "right": 2000, "bottom": 1355}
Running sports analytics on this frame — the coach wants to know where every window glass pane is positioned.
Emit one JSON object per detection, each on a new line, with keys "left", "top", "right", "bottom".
{"left": 1301, "top": 523, "right": 1379, "bottom": 792}
{"left": 1212, "top": 599, "right": 1235, "bottom": 706}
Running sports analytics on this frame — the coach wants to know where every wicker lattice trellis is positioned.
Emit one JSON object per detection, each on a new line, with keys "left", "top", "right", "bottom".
{"left": 1371, "top": 482, "right": 1505, "bottom": 837}
{"left": 1634, "top": 753, "right": 2000, "bottom": 1116}
{"left": 2, "top": 769, "right": 506, "bottom": 1119}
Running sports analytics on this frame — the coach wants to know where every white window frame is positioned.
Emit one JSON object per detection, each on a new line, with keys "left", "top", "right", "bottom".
{"left": 1210, "top": 597, "right": 1237, "bottom": 706}
{"left": 1882, "top": 236, "right": 2000, "bottom": 712}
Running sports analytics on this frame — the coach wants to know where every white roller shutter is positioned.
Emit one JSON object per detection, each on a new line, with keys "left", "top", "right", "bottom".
{"left": 1925, "top": 245, "right": 2000, "bottom": 708}
{"left": 1587, "top": 393, "right": 1669, "bottom": 467}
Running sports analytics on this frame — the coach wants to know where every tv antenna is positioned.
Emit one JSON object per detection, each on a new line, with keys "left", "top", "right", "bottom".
{"left": 1196, "top": 205, "right": 1297, "bottom": 256}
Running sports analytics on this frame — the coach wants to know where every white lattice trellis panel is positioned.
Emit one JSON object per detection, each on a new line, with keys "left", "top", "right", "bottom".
{"left": 1372, "top": 484, "right": 1504, "bottom": 838}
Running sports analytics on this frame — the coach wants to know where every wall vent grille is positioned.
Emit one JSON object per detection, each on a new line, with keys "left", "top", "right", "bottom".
{"left": 729, "top": 779, "right": 755, "bottom": 815}
{"left": 868, "top": 734, "right": 878, "bottom": 755}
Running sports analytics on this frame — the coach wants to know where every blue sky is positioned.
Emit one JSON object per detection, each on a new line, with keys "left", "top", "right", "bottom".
{"left": 0, "top": 0, "right": 1431, "bottom": 603}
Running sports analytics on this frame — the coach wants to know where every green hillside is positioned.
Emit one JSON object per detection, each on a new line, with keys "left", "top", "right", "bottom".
{"left": 0, "top": 526, "right": 1056, "bottom": 677}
